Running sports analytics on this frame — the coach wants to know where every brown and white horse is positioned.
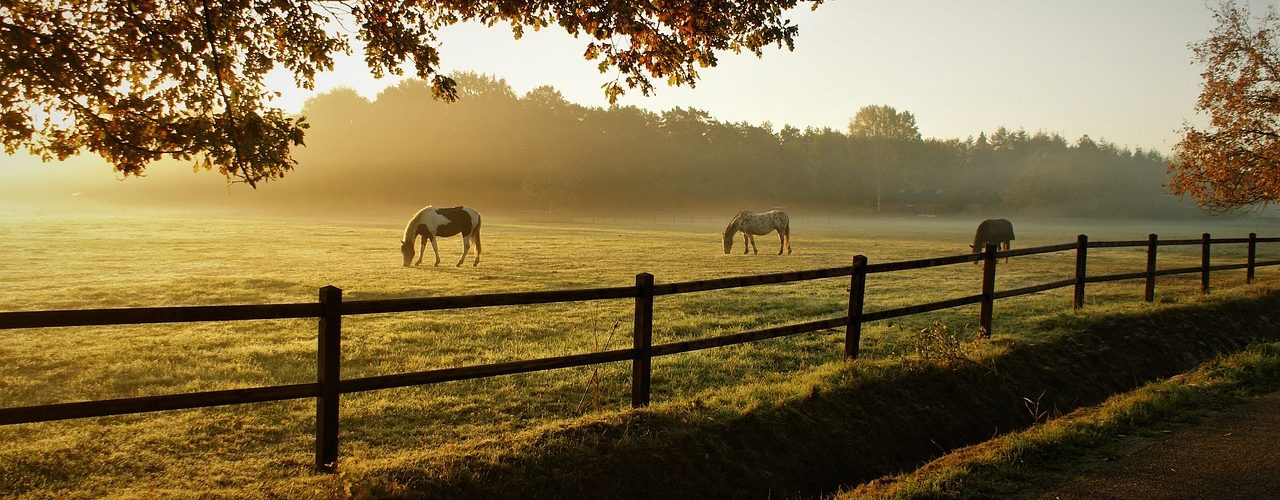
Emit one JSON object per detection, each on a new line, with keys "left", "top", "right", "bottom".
{"left": 722, "top": 209, "right": 791, "bottom": 255}
{"left": 401, "top": 205, "right": 482, "bottom": 267}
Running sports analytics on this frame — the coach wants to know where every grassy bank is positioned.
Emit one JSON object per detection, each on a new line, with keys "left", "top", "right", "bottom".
{"left": 840, "top": 340, "right": 1280, "bottom": 499}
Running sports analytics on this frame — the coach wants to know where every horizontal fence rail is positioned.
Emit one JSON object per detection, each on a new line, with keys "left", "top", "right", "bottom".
{"left": 994, "top": 278, "right": 1078, "bottom": 300}
{"left": 0, "top": 383, "right": 320, "bottom": 426}
{"left": 651, "top": 316, "right": 849, "bottom": 356}
{"left": 652, "top": 266, "right": 852, "bottom": 295}
{"left": 866, "top": 252, "right": 983, "bottom": 272}
{"left": 0, "top": 303, "right": 320, "bottom": 330}
{"left": 342, "top": 348, "right": 637, "bottom": 394}
{"left": 342, "top": 286, "right": 639, "bottom": 315}
{"left": 862, "top": 294, "right": 985, "bottom": 322}
{"left": 2, "top": 231, "right": 1278, "bottom": 471}
{"left": 996, "top": 242, "right": 1080, "bottom": 259}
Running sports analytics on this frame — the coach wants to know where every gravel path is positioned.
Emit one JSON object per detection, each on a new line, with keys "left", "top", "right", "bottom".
{"left": 1033, "top": 391, "right": 1280, "bottom": 499}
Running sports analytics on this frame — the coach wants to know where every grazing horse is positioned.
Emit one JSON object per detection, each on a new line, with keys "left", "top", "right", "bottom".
{"left": 401, "top": 205, "right": 482, "bottom": 267}
{"left": 722, "top": 210, "right": 792, "bottom": 255}
{"left": 970, "top": 218, "right": 1014, "bottom": 263}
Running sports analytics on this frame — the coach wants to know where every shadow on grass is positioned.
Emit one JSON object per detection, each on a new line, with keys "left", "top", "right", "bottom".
{"left": 336, "top": 289, "right": 1280, "bottom": 499}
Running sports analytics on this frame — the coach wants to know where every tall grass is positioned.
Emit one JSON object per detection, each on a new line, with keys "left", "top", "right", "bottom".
{"left": 1, "top": 211, "right": 1276, "bottom": 497}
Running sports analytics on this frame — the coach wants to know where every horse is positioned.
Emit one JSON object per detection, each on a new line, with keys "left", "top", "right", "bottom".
{"left": 970, "top": 218, "right": 1014, "bottom": 264}
{"left": 722, "top": 209, "right": 791, "bottom": 255}
{"left": 400, "top": 205, "right": 482, "bottom": 267}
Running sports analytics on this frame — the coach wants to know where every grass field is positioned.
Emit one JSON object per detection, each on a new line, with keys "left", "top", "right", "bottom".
{"left": 1, "top": 208, "right": 1278, "bottom": 497}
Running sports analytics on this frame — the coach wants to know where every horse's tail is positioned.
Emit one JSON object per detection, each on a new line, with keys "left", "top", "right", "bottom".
{"left": 780, "top": 213, "right": 792, "bottom": 254}
{"left": 472, "top": 216, "right": 482, "bottom": 262}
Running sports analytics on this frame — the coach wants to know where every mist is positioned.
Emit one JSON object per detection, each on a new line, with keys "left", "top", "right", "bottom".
{"left": 2, "top": 72, "right": 1213, "bottom": 220}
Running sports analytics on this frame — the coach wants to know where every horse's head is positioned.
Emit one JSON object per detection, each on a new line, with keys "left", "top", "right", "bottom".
{"left": 722, "top": 212, "right": 746, "bottom": 254}
{"left": 401, "top": 239, "right": 415, "bottom": 266}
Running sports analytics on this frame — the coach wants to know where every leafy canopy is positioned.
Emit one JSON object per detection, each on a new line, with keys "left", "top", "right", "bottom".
{"left": 0, "top": 0, "right": 821, "bottom": 186}
{"left": 1171, "top": 0, "right": 1280, "bottom": 210}
{"left": 847, "top": 105, "right": 921, "bottom": 142}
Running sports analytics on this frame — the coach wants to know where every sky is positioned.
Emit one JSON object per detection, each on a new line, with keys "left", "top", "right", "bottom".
{"left": 259, "top": 0, "right": 1274, "bottom": 155}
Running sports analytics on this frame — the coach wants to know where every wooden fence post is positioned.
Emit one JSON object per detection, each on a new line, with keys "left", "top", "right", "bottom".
{"left": 845, "top": 255, "right": 868, "bottom": 359}
{"left": 1248, "top": 232, "right": 1258, "bottom": 284}
{"left": 980, "top": 243, "right": 997, "bottom": 338}
{"left": 1202, "top": 233, "right": 1211, "bottom": 294}
{"left": 631, "top": 273, "right": 654, "bottom": 408}
{"left": 1145, "top": 234, "right": 1157, "bottom": 303}
{"left": 316, "top": 285, "right": 342, "bottom": 472}
{"left": 1074, "top": 234, "right": 1088, "bottom": 310}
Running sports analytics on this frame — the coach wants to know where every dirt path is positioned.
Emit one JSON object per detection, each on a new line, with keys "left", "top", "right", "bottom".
{"left": 1032, "top": 391, "right": 1280, "bottom": 499}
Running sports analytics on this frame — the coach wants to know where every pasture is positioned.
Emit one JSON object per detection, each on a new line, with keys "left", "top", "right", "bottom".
{"left": 1, "top": 209, "right": 1277, "bottom": 497}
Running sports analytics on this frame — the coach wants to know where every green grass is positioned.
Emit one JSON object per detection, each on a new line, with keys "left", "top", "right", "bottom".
{"left": 1, "top": 210, "right": 1277, "bottom": 497}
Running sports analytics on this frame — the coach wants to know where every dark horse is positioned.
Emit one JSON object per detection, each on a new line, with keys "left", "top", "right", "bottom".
{"left": 970, "top": 219, "right": 1014, "bottom": 263}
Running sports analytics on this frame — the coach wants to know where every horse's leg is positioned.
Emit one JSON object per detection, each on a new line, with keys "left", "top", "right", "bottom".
{"left": 777, "top": 230, "right": 785, "bottom": 255}
{"left": 415, "top": 238, "right": 427, "bottom": 266}
{"left": 472, "top": 227, "right": 482, "bottom": 266}
{"left": 1003, "top": 241, "right": 1011, "bottom": 263}
{"left": 749, "top": 234, "right": 758, "bottom": 255}
{"left": 457, "top": 236, "right": 470, "bottom": 267}
{"left": 429, "top": 236, "right": 442, "bottom": 266}
{"left": 742, "top": 232, "right": 750, "bottom": 254}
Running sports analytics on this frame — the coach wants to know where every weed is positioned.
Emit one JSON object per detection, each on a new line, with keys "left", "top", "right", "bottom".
{"left": 1023, "top": 390, "right": 1050, "bottom": 424}
{"left": 578, "top": 318, "right": 624, "bottom": 413}
{"left": 908, "top": 321, "right": 974, "bottom": 368}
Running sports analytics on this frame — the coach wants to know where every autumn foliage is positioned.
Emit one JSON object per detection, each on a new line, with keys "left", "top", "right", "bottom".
{"left": 0, "top": 1, "right": 820, "bottom": 186}
{"left": 1171, "top": 1, "right": 1280, "bottom": 210}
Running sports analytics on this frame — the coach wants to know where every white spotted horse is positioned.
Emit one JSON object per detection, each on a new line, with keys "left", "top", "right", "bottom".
{"left": 401, "top": 205, "right": 483, "bottom": 267}
{"left": 722, "top": 209, "right": 792, "bottom": 255}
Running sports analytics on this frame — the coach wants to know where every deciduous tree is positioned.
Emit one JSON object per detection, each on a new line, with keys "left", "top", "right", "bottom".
{"left": 848, "top": 104, "right": 920, "bottom": 211}
{"left": 1171, "top": 0, "right": 1280, "bottom": 210}
{"left": 847, "top": 104, "right": 921, "bottom": 142}
{"left": 0, "top": 0, "right": 821, "bottom": 186}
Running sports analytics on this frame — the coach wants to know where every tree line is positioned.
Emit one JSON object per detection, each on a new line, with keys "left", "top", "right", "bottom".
{"left": 272, "top": 72, "right": 1189, "bottom": 218}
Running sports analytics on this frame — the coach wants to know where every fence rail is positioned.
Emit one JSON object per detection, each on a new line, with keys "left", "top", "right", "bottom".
{"left": 1, "top": 231, "right": 1277, "bottom": 471}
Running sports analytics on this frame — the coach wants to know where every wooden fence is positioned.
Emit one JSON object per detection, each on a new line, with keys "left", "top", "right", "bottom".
{"left": 2, "top": 232, "right": 1278, "bottom": 471}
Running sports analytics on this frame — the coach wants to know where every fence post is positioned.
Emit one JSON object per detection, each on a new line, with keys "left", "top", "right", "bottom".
{"left": 631, "top": 273, "right": 654, "bottom": 408}
{"left": 980, "top": 243, "right": 997, "bottom": 338}
{"left": 1202, "top": 233, "right": 1211, "bottom": 294}
{"left": 316, "top": 285, "right": 342, "bottom": 472}
{"left": 1074, "top": 234, "right": 1088, "bottom": 310}
{"left": 845, "top": 255, "right": 868, "bottom": 359}
{"left": 1248, "top": 232, "right": 1258, "bottom": 284}
{"left": 1145, "top": 234, "right": 1158, "bottom": 303}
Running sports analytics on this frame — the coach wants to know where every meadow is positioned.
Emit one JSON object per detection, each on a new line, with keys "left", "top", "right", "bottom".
{"left": 1, "top": 208, "right": 1278, "bottom": 497}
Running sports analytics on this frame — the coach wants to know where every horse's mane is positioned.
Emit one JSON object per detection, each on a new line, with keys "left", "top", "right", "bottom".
{"left": 723, "top": 210, "right": 751, "bottom": 239}
{"left": 402, "top": 206, "right": 432, "bottom": 243}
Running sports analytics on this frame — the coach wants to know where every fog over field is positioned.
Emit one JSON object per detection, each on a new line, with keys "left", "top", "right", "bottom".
{"left": 4, "top": 73, "right": 1256, "bottom": 225}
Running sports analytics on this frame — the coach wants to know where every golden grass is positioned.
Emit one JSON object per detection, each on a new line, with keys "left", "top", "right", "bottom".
{"left": 1, "top": 211, "right": 1277, "bottom": 497}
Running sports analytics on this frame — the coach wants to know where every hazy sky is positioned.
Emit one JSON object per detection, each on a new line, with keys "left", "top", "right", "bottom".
{"left": 264, "top": 0, "right": 1276, "bottom": 154}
